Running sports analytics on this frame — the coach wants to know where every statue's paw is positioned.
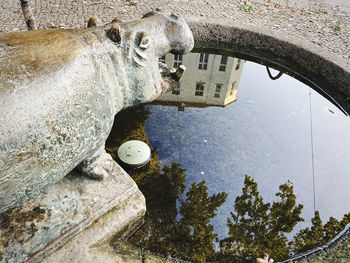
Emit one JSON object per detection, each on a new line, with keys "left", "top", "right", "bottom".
{"left": 88, "top": 152, "right": 114, "bottom": 180}
{"left": 84, "top": 166, "right": 108, "bottom": 181}
{"left": 78, "top": 151, "right": 114, "bottom": 180}
{"left": 84, "top": 166, "right": 109, "bottom": 180}
{"left": 100, "top": 152, "right": 114, "bottom": 174}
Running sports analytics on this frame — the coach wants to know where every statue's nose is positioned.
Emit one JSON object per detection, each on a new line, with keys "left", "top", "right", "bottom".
{"left": 169, "top": 34, "right": 194, "bottom": 55}
{"left": 170, "top": 28, "right": 194, "bottom": 55}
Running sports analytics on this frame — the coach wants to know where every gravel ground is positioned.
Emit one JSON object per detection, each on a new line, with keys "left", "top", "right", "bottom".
{"left": 0, "top": 0, "right": 349, "bottom": 66}
{"left": 0, "top": 0, "right": 349, "bottom": 262}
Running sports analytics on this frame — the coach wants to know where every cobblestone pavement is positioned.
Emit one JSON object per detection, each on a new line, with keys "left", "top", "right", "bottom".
{"left": 0, "top": 0, "right": 349, "bottom": 66}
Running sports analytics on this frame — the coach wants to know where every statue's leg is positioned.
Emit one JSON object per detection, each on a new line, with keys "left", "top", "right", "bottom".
{"left": 78, "top": 147, "right": 114, "bottom": 180}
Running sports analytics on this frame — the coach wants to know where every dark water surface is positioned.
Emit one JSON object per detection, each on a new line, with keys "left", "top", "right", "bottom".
{"left": 106, "top": 53, "right": 350, "bottom": 262}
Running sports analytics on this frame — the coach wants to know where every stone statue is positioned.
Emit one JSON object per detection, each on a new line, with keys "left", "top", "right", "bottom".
{"left": 0, "top": 10, "right": 194, "bottom": 213}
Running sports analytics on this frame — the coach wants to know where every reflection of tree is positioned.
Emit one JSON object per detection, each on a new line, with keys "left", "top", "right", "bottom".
{"left": 128, "top": 163, "right": 227, "bottom": 262}
{"left": 106, "top": 105, "right": 227, "bottom": 261}
{"left": 106, "top": 105, "right": 151, "bottom": 152}
{"left": 107, "top": 106, "right": 350, "bottom": 262}
{"left": 105, "top": 105, "right": 156, "bottom": 182}
{"left": 176, "top": 181, "right": 227, "bottom": 262}
{"left": 127, "top": 163, "right": 185, "bottom": 257}
{"left": 292, "top": 211, "right": 350, "bottom": 254}
{"left": 218, "top": 175, "right": 304, "bottom": 262}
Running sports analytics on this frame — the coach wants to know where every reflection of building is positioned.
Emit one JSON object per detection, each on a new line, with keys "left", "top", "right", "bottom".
{"left": 157, "top": 53, "right": 245, "bottom": 107}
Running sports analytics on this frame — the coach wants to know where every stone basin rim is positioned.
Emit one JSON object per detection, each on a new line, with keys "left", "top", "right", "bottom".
{"left": 170, "top": 17, "right": 350, "bottom": 262}
{"left": 187, "top": 17, "right": 350, "bottom": 116}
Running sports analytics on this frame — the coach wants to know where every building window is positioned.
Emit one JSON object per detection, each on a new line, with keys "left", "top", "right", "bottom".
{"left": 230, "top": 81, "right": 237, "bottom": 95}
{"left": 214, "top": 84, "right": 222, "bottom": 98}
{"left": 235, "top": 59, "right": 242, "bottom": 70}
{"left": 195, "top": 83, "right": 205, "bottom": 96}
{"left": 173, "top": 54, "right": 182, "bottom": 68}
{"left": 219, "top": 56, "right": 228, "bottom": 71}
{"left": 198, "top": 53, "right": 209, "bottom": 70}
{"left": 172, "top": 84, "right": 181, "bottom": 95}
{"left": 159, "top": 55, "right": 166, "bottom": 63}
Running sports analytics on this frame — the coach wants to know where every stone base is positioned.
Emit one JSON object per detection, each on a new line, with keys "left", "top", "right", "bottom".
{"left": 0, "top": 162, "right": 146, "bottom": 263}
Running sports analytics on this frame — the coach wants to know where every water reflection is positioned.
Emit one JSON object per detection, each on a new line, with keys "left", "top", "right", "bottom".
{"left": 293, "top": 211, "right": 350, "bottom": 254}
{"left": 106, "top": 52, "right": 350, "bottom": 262}
{"left": 129, "top": 163, "right": 227, "bottom": 262}
{"left": 157, "top": 53, "right": 244, "bottom": 107}
{"left": 219, "top": 176, "right": 303, "bottom": 262}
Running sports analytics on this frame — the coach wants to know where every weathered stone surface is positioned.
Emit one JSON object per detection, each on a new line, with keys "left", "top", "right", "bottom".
{"left": 0, "top": 10, "right": 194, "bottom": 213}
{"left": 41, "top": 190, "right": 145, "bottom": 263}
{"left": 0, "top": 161, "right": 145, "bottom": 263}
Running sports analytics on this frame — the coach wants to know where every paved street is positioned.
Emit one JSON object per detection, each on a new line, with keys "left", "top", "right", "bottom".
{"left": 0, "top": 0, "right": 349, "bottom": 65}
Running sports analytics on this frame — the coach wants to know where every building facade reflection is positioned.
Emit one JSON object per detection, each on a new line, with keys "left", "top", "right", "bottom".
{"left": 157, "top": 53, "right": 245, "bottom": 107}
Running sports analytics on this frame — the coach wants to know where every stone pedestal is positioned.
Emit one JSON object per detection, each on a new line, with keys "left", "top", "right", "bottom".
{"left": 0, "top": 162, "right": 146, "bottom": 263}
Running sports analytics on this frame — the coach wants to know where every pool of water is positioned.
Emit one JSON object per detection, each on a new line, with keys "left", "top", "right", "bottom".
{"left": 106, "top": 52, "right": 350, "bottom": 262}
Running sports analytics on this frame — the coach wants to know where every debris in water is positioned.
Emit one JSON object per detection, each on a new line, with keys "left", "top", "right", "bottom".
{"left": 257, "top": 253, "right": 274, "bottom": 263}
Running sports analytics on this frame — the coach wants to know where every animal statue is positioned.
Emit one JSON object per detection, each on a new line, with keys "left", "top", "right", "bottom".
{"left": 0, "top": 10, "right": 194, "bottom": 213}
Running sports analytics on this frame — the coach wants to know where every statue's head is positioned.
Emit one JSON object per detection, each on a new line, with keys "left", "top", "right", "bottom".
{"left": 103, "top": 10, "right": 194, "bottom": 107}
{"left": 139, "top": 9, "right": 194, "bottom": 56}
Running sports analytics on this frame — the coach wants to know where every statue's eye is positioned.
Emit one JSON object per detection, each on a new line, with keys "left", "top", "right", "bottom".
{"left": 139, "top": 32, "right": 150, "bottom": 49}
